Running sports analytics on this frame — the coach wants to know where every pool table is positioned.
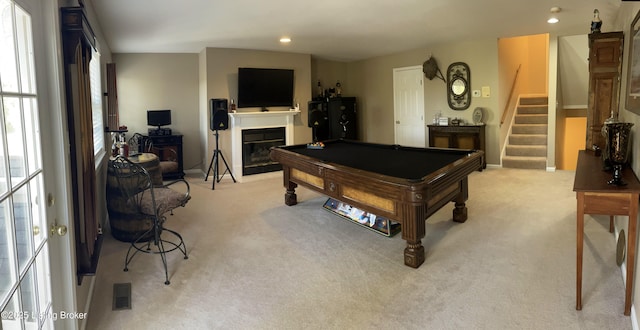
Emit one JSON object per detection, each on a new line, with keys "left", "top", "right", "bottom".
{"left": 270, "top": 139, "right": 484, "bottom": 268}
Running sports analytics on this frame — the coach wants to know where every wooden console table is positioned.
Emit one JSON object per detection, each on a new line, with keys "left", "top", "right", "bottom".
{"left": 573, "top": 150, "right": 640, "bottom": 316}
{"left": 428, "top": 125, "right": 486, "bottom": 169}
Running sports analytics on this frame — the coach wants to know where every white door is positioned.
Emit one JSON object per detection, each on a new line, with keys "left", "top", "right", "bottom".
{"left": 393, "top": 66, "right": 425, "bottom": 147}
{"left": 1, "top": 0, "right": 74, "bottom": 329}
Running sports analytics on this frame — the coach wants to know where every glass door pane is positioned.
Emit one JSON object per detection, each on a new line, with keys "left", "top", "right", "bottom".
{"left": 0, "top": 198, "right": 16, "bottom": 306}
{"left": 4, "top": 96, "right": 27, "bottom": 188}
{"left": 29, "top": 174, "right": 45, "bottom": 248}
{"left": 0, "top": 1, "right": 51, "bottom": 329}
{"left": 14, "top": 184, "right": 32, "bottom": 272}
{"left": 0, "top": 0, "right": 20, "bottom": 93}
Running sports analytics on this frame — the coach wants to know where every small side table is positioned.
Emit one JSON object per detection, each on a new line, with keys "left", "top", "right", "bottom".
{"left": 573, "top": 150, "right": 640, "bottom": 316}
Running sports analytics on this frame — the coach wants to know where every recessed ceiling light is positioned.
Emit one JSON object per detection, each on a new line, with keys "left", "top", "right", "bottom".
{"left": 548, "top": 17, "right": 559, "bottom": 24}
{"left": 280, "top": 37, "right": 291, "bottom": 43}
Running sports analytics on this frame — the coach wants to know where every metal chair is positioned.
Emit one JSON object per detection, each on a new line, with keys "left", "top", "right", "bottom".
{"left": 127, "top": 133, "right": 149, "bottom": 156}
{"left": 109, "top": 155, "right": 191, "bottom": 284}
{"left": 129, "top": 133, "right": 179, "bottom": 176}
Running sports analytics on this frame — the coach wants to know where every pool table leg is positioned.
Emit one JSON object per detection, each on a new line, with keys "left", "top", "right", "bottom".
{"left": 404, "top": 240, "right": 425, "bottom": 268}
{"left": 285, "top": 181, "right": 298, "bottom": 206}
{"left": 453, "top": 178, "right": 469, "bottom": 223}
{"left": 453, "top": 202, "right": 468, "bottom": 223}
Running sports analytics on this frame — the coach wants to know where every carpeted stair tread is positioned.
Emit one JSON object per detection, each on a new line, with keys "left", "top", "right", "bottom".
{"left": 512, "top": 124, "right": 547, "bottom": 134}
{"left": 515, "top": 114, "right": 548, "bottom": 124}
{"left": 519, "top": 96, "right": 548, "bottom": 105}
{"left": 509, "top": 134, "right": 547, "bottom": 145}
{"left": 517, "top": 105, "right": 548, "bottom": 115}
{"left": 502, "top": 155, "right": 546, "bottom": 169}
{"left": 505, "top": 145, "right": 547, "bottom": 157}
{"left": 503, "top": 96, "right": 549, "bottom": 170}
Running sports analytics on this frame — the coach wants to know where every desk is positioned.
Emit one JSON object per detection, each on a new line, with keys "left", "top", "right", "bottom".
{"left": 573, "top": 150, "right": 640, "bottom": 315}
{"left": 270, "top": 139, "right": 484, "bottom": 268}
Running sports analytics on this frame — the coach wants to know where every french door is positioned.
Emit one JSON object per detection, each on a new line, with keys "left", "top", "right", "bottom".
{"left": 1, "top": 0, "right": 65, "bottom": 329}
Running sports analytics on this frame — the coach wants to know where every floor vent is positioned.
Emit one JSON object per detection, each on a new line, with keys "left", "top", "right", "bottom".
{"left": 112, "top": 283, "right": 132, "bottom": 310}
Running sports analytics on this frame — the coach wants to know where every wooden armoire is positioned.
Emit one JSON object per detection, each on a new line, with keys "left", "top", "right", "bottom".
{"left": 586, "top": 31, "right": 624, "bottom": 151}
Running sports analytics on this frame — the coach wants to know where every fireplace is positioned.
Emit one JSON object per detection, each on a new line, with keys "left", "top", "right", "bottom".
{"left": 242, "top": 127, "right": 285, "bottom": 175}
{"left": 227, "top": 110, "right": 299, "bottom": 182}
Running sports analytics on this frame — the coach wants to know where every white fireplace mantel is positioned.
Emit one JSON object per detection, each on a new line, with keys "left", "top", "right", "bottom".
{"left": 228, "top": 110, "right": 300, "bottom": 181}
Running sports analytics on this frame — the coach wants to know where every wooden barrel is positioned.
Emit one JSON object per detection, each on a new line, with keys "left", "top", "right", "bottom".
{"left": 107, "top": 153, "right": 162, "bottom": 242}
{"left": 127, "top": 153, "right": 163, "bottom": 186}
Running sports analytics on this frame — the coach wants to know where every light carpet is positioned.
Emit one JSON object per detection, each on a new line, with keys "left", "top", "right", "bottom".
{"left": 86, "top": 168, "right": 633, "bottom": 329}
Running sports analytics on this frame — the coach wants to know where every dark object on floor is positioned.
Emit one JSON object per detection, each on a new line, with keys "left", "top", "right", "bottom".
{"left": 112, "top": 283, "right": 132, "bottom": 310}
{"left": 323, "top": 198, "right": 400, "bottom": 237}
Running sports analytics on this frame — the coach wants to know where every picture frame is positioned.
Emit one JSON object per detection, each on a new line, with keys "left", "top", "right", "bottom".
{"left": 626, "top": 9, "right": 640, "bottom": 114}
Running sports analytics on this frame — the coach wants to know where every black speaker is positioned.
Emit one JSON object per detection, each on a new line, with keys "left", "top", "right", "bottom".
{"left": 308, "top": 101, "right": 329, "bottom": 141}
{"left": 210, "top": 98, "right": 229, "bottom": 130}
{"left": 328, "top": 97, "right": 357, "bottom": 139}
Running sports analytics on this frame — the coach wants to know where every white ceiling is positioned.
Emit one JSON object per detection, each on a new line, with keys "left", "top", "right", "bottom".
{"left": 89, "top": 0, "right": 622, "bottom": 62}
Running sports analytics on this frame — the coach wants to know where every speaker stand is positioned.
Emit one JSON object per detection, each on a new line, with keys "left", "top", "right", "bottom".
{"left": 205, "top": 129, "right": 236, "bottom": 190}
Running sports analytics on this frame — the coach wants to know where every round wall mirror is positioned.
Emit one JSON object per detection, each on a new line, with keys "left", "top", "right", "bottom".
{"left": 451, "top": 78, "right": 466, "bottom": 95}
{"left": 447, "top": 62, "right": 471, "bottom": 110}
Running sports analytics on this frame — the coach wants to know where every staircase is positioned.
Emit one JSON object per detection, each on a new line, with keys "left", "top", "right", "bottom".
{"left": 502, "top": 96, "right": 548, "bottom": 170}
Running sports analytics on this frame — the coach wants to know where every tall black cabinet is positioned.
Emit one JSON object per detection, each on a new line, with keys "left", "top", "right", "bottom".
{"left": 308, "top": 97, "right": 357, "bottom": 141}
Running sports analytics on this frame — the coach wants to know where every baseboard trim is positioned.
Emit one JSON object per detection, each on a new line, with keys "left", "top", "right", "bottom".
{"left": 184, "top": 169, "right": 204, "bottom": 176}
{"left": 615, "top": 223, "right": 639, "bottom": 330}
{"left": 81, "top": 275, "right": 96, "bottom": 330}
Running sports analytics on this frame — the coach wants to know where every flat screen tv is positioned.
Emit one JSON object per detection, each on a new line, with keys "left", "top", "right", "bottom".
{"left": 147, "top": 109, "right": 171, "bottom": 128}
{"left": 237, "top": 68, "right": 294, "bottom": 109}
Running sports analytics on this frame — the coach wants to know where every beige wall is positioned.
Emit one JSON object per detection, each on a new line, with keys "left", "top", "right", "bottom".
{"left": 202, "top": 48, "right": 313, "bottom": 169}
{"left": 347, "top": 39, "right": 500, "bottom": 164}
{"left": 113, "top": 38, "right": 543, "bottom": 169}
{"left": 108, "top": 31, "right": 580, "bottom": 173}
{"left": 555, "top": 35, "right": 589, "bottom": 171}
{"left": 112, "top": 53, "right": 201, "bottom": 170}
{"left": 311, "top": 59, "right": 350, "bottom": 98}
{"left": 614, "top": 2, "right": 640, "bottom": 320}
{"left": 558, "top": 35, "right": 589, "bottom": 108}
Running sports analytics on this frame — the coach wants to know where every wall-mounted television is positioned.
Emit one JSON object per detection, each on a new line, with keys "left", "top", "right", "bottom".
{"left": 237, "top": 68, "right": 294, "bottom": 110}
{"left": 147, "top": 109, "right": 171, "bottom": 128}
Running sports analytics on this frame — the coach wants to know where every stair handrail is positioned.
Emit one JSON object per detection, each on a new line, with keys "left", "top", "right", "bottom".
{"left": 500, "top": 64, "right": 521, "bottom": 126}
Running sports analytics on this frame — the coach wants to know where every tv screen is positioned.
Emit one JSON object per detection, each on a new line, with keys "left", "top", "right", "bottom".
{"left": 147, "top": 110, "right": 171, "bottom": 127}
{"left": 237, "top": 68, "right": 294, "bottom": 109}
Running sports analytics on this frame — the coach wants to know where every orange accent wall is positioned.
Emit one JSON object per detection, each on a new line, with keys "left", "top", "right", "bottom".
{"left": 560, "top": 117, "right": 587, "bottom": 170}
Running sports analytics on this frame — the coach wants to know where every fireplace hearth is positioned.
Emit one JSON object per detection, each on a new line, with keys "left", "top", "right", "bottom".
{"left": 242, "top": 127, "right": 285, "bottom": 175}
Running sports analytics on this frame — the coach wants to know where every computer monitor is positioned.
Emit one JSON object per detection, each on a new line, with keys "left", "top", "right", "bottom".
{"left": 147, "top": 109, "right": 171, "bottom": 128}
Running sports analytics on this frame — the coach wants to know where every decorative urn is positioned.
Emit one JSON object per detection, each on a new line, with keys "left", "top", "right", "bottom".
{"left": 604, "top": 122, "right": 633, "bottom": 185}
